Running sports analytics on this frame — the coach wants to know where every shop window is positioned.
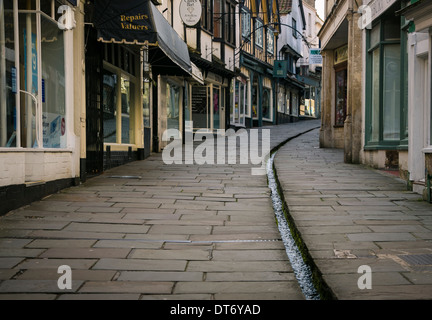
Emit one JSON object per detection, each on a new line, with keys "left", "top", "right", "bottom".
{"left": 121, "top": 77, "right": 132, "bottom": 144}
{"left": 277, "top": 90, "right": 284, "bottom": 113}
{"left": 41, "top": 14, "right": 66, "bottom": 148}
{"left": 1, "top": 3, "right": 67, "bottom": 149}
{"left": 213, "top": 86, "right": 220, "bottom": 129}
{"left": 262, "top": 88, "right": 271, "bottom": 120}
{"left": 143, "top": 80, "right": 151, "bottom": 128}
{"left": 286, "top": 91, "right": 291, "bottom": 115}
{"left": 167, "top": 82, "right": 180, "bottom": 137}
{"left": 252, "top": 83, "right": 258, "bottom": 119}
{"left": 365, "top": 12, "right": 407, "bottom": 149}
{"left": 232, "top": 80, "right": 246, "bottom": 126}
{"left": 102, "top": 70, "right": 135, "bottom": 145}
{"left": 103, "top": 70, "right": 118, "bottom": 143}
{"left": 335, "top": 68, "right": 347, "bottom": 126}
{"left": 0, "top": 0, "right": 17, "bottom": 147}
{"left": 292, "top": 92, "right": 298, "bottom": 116}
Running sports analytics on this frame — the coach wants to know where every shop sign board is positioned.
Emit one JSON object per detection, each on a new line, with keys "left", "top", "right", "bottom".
{"left": 179, "top": 0, "right": 202, "bottom": 27}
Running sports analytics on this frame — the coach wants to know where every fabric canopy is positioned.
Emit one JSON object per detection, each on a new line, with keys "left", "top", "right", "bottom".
{"left": 93, "top": 0, "right": 200, "bottom": 80}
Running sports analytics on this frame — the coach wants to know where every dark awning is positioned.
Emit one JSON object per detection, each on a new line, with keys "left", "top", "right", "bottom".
{"left": 93, "top": 0, "right": 202, "bottom": 82}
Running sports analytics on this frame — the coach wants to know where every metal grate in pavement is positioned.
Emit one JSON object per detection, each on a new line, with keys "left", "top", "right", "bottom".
{"left": 398, "top": 254, "right": 432, "bottom": 266}
{"left": 108, "top": 175, "right": 142, "bottom": 179}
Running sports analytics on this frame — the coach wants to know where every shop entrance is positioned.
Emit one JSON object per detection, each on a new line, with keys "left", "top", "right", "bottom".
{"left": 190, "top": 84, "right": 223, "bottom": 132}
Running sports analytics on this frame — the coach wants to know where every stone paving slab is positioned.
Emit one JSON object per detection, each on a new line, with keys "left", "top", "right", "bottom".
{"left": 274, "top": 128, "right": 432, "bottom": 300}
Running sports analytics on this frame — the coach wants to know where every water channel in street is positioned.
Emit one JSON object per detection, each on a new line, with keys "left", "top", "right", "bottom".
{"left": 267, "top": 152, "right": 320, "bottom": 300}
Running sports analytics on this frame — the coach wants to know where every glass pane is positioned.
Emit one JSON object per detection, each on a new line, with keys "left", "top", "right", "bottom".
{"left": 18, "top": 0, "right": 35, "bottom": 10}
{"left": 370, "top": 48, "right": 380, "bottom": 142}
{"left": 292, "top": 93, "right": 298, "bottom": 116}
{"left": 277, "top": 89, "right": 283, "bottom": 113}
{"left": 255, "top": 20, "right": 263, "bottom": 47}
{"left": 240, "top": 83, "right": 245, "bottom": 125}
{"left": 40, "top": 0, "right": 53, "bottom": 17}
{"left": 335, "top": 69, "right": 347, "bottom": 126}
{"left": 286, "top": 91, "right": 290, "bottom": 115}
{"left": 384, "top": 18, "right": 400, "bottom": 41}
{"left": 245, "top": 82, "right": 249, "bottom": 118}
{"left": 143, "top": 80, "right": 150, "bottom": 127}
{"left": 370, "top": 23, "right": 380, "bottom": 48}
{"left": 41, "top": 15, "right": 65, "bottom": 148}
{"left": 252, "top": 85, "right": 258, "bottom": 118}
{"left": 103, "top": 70, "right": 117, "bottom": 143}
{"left": 167, "top": 82, "right": 180, "bottom": 137}
{"left": 214, "top": 0, "right": 221, "bottom": 38}
{"left": 19, "top": 12, "right": 38, "bottom": 147}
{"left": 233, "top": 82, "right": 238, "bottom": 123}
{"left": 262, "top": 89, "right": 270, "bottom": 119}
{"left": 1, "top": 1, "right": 17, "bottom": 147}
{"left": 213, "top": 87, "right": 220, "bottom": 130}
{"left": 121, "top": 77, "right": 131, "bottom": 144}
{"left": 383, "top": 44, "right": 401, "bottom": 141}
{"left": 191, "top": 85, "right": 207, "bottom": 130}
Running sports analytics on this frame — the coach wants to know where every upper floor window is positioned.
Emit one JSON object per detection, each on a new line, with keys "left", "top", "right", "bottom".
{"left": 255, "top": 19, "right": 263, "bottom": 48}
{"left": 267, "top": 28, "right": 274, "bottom": 54}
{"left": 224, "top": 1, "right": 236, "bottom": 45}
{"left": 214, "top": 0, "right": 222, "bottom": 37}
{"left": 292, "top": 18, "right": 297, "bottom": 38}
{"left": 241, "top": 8, "right": 251, "bottom": 39}
{"left": 201, "top": 0, "right": 213, "bottom": 32}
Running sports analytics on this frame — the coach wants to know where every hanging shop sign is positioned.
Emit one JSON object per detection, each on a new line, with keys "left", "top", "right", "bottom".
{"left": 309, "top": 49, "right": 322, "bottom": 65}
{"left": 179, "top": 0, "right": 202, "bottom": 26}
{"left": 273, "top": 60, "right": 288, "bottom": 78}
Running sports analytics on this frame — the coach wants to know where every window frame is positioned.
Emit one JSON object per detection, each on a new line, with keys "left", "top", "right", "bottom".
{"left": 0, "top": 0, "right": 71, "bottom": 149}
{"left": 255, "top": 18, "right": 263, "bottom": 49}
{"left": 201, "top": 0, "right": 213, "bottom": 33}
{"left": 365, "top": 14, "right": 408, "bottom": 151}
{"left": 292, "top": 18, "right": 297, "bottom": 39}
{"left": 262, "top": 87, "right": 272, "bottom": 121}
{"left": 241, "top": 7, "right": 251, "bottom": 40}
{"left": 267, "top": 27, "right": 274, "bottom": 55}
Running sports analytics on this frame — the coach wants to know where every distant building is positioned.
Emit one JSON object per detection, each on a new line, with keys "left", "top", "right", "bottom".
{"left": 238, "top": 0, "right": 280, "bottom": 128}
{"left": 298, "top": 0, "right": 323, "bottom": 119}
{"left": 275, "top": 0, "right": 306, "bottom": 123}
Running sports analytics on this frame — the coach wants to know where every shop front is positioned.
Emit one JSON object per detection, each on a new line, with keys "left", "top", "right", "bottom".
{"left": 230, "top": 75, "right": 248, "bottom": 129}
{"left": 189, "top": 71, "right": 228, "bottom": 133}
{"left": 398, "top": 0, "right": 432, "bottom": 199}
{"left": 90, "top": 0, "right": 201, "bottom": 157}
{"left": 0, "top": 0, "right": 83, "bottom": 215}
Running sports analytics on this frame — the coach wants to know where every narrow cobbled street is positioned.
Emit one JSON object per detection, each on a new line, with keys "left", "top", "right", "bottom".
{"left": 0, "top": 121, "right": 320, "bottom": 300}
